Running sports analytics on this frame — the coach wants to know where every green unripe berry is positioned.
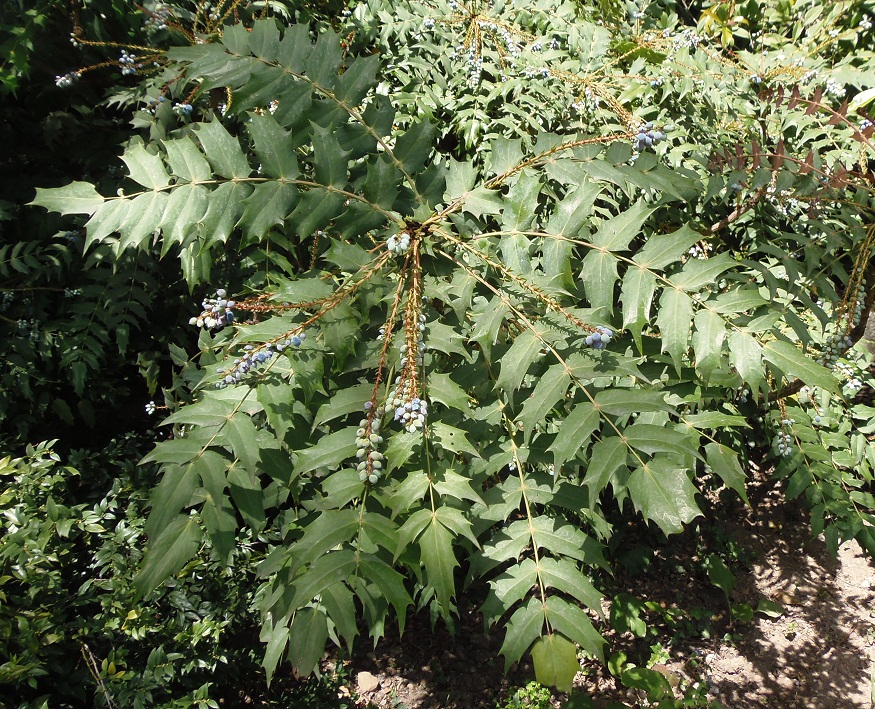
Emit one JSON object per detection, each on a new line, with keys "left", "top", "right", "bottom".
{"left": 368, "top": 473, "right": 379, "bottom": 484}
{"left": 372, "top": 460, "right": 383, "bottom": 470}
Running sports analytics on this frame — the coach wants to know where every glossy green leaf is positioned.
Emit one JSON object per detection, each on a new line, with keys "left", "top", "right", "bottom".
{"left": 763, "top": 340, "right": 840, "bottom": 393}
{"left": 548, "top": 401, "right": 600, "bottom": 466}
{"left": 692, "top": 309, "right": 726, "bottom": 382}
{"left": 134, "top": 515, "right": 202, "bottom": 596}
{"left": 517, "top": 364, "right": 570, "bottom": 437}
{"left": 420, "top": 517, "right": 458, "bottom": 613}
{"left": 30, "top": 181, "right": 104, "bottom": 216}
{"left": 531, "top": 633, "right": 579, "bottom": 692}
{"left": 705, "top": 442, "right": 749, "bottom": 504}
{"left": 657, "top": 288, "right": 693, "bottom": 373}
{"left": 287, "top": 607, "right": 328, "bottom": 677}
{"left": 195, "top": 121, "right": 251, "bottom": 179}
{"left": 500, "top": 597, "right": 544, "bottom": 670}
{"left": 627, "top": 457, "right": 701, "bottom": 536}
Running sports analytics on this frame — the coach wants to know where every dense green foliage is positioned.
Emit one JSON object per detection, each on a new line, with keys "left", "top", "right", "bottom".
{"left": 5, "top": 0, "right": 875, "bottom": 705}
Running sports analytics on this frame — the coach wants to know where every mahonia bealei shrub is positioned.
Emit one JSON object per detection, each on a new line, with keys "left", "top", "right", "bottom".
{"left": 31, "top": 0, "right": 875, "bottom": 694}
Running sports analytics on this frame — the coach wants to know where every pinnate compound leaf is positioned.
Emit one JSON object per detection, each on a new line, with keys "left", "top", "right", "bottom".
{"left": 163, "top": 138, "right": 212, "bottom": 183}
{"left": 594, "top": 389, "right": 674, "bottom": 417}
{"left": 320, "top": 583, "right": 359, "bottom": 652}
{"left": 294, "top": 428, "right": 357, "bottom": 475}
{"left": 482, "top": 559, "right": 539, "bottom": 627}
{"left": 538, "top": 557, "right": 603, "bottom": 614}
{"left": 580, "top": 249, "right": 618, "bottom": 313}
{"left": 633, "top": 224, "right": 701, "bottom": 269}
{"left": 531, "top": 634, "right": 579, "bottom": 693}
{"left": 134, "top": 515, "right": 202, "bottom": 596}
{"left": 591, "top": 200, "right": 653, "bottom": 250}
{"left": 671, "top": 253, "right": 736, "bottom": 291}
{"left": 289, "top": 550, "right": 357, "bottom": 610}
{"left": 627, "top": 457, "right": 701, "bottom": 536}
{"left": 247, "top": 114, "right": 300, "bottom": 179}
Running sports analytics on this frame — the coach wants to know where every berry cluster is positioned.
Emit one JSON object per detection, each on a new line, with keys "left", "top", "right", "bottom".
{"left": 825, "top": 78, "right": 844, "bottom": 98}
{"left": 776, "top": 419, "right": 794, "bottom": 457}
{"left": 119, "top": 50, "right": 142, "bottom": 76}
{"left": 836, "top": 362, "right": 863, "bottom": 391}
{"left": 387, "top": 231, "right": 412, "bottom": 255}
{"left": 144, "top": 3, "right": 171, "bottom": 31}
{"left": 634, "top": 123, "right": 667, "bottom": 151}
{"left": 477, "top": 19, "right": 522, "bottom": 59}
{"left": 174, "top": 103, "right": 194, "bottom": 117}
{"left": 735, "top": 385, "right": 751, "bottom": 404}
{"left": 216, "top": 333, "right": 306, "bottom": 387}
{"left": 860, "top": 118, "right": 874, "bottom": 132}
{"left": 145, "top": 401, "right": 157, "bottom": 415}
{"left": 393, "top": 394, "right": 428, "bottom": 431}
{"left": 55, "top": 71, "right": 81, "bottom": 88}
{"left": 670, "top": 29, "right": 700, "bottom": 50}
{"left": 585, "top": 326, "right": 613, "bottom": 350}
{"left": 423, "top": 18, "right": 435, "bottom": 29}
{"left": 356, "top": 404, "right": 387, "bottom": 484}
{"left": 688, "top": 242, "right": 713, "bottom": 259}
{"left": 190, "top": 288, "right": 236, "bottom": 330}
{"left": 398, "top": 313, "right": 427, "bottom": 367}
{"left": 818, "top": 293, "right": 864, "bottom": 366}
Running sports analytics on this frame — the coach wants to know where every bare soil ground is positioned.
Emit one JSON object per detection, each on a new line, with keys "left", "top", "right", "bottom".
{"left": 334, "top": 462, "right": 875, "bottom": 709}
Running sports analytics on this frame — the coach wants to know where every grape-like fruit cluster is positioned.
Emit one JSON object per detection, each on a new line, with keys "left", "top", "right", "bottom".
{"left": 836, "top": 362, "right": 863, "bottom": 391}
{"left": 818, "top": 295, "right": 864, "bottom": 366}
{"left": 688, "top": 242, "right": 713, "bottom": 259}
{"left": 190, "top": 288, "right": 236, "bottom": 330}
{"left": 119, "top": 50, "right": 143, "bottom": 76}
{"left": 355, "top": 404, "right": 386, "bottom": 484}
{"left": 55, "top": 71, "right": 81, "bottom": 88}
{"left": 387, "top": 232, "right": 412, "bottom": 255}
{"left": 387, "top": 375, "right": 428, "bottom": 432}
{"left": 216, "top": 333, "right": 305, "bottom": 387}
{"left": 776, "top": 425, "right": 793, "bottom": 457}
{"left": 144, "top": 3, "right": 171, "bottom": 31}
{"left": 585, "top": 326, "right": 613, "bottom": 350}
{"left": 634, "top": 123, "right": 667, "bottom": 151}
